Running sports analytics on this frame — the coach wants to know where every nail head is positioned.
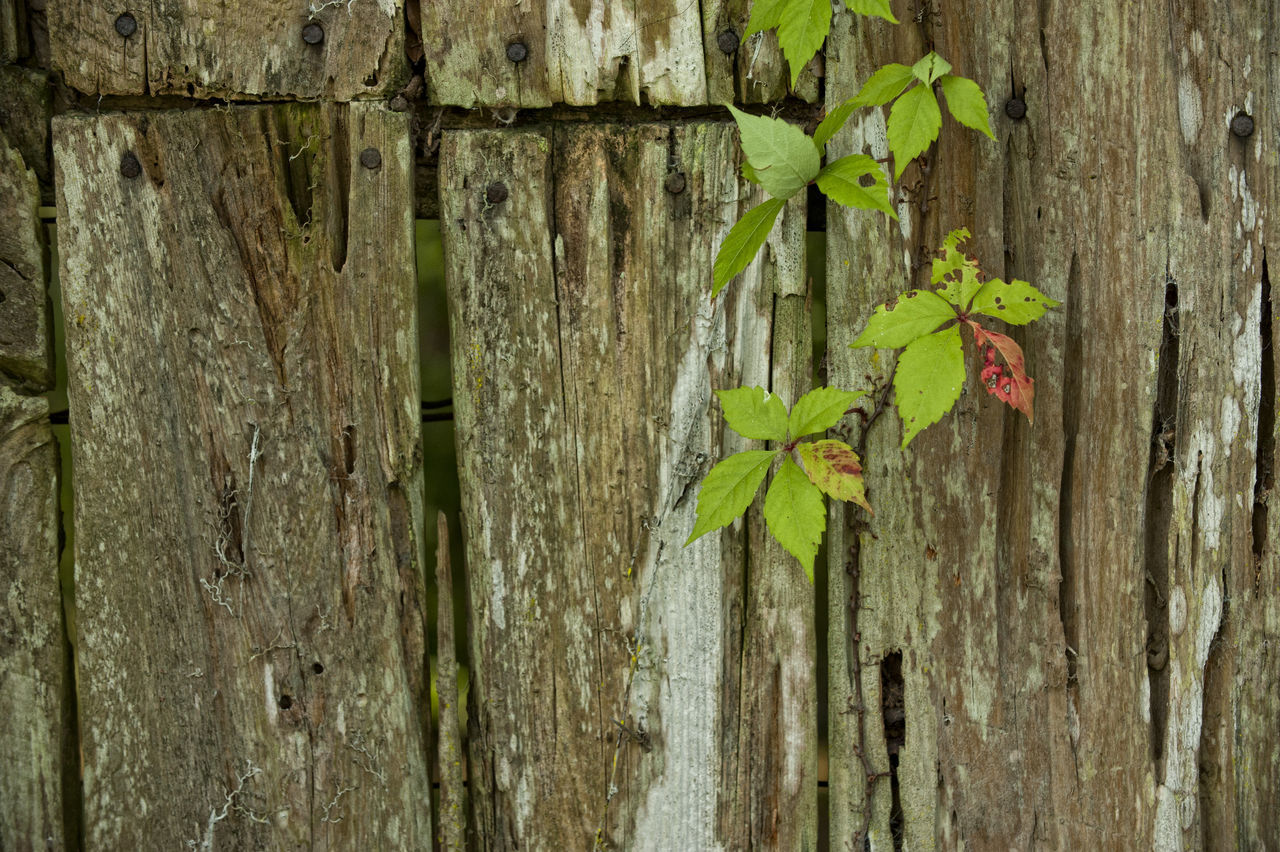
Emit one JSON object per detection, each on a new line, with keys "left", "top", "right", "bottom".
{"left": 664, "top": 172, "right": 686, "bottom": 194}
{"left": 1231, "top": 112, "right": 1254, "bottom": 138}
{"left": 1004, "top": 98, "right": 1026, "bottom": 120}
{"left": 486, "top": 182, "right": 509, "bottom": 205}
{"left": 302, "top": 22, "right": 325, "bottom": 45}
{"left": 114, "top": 13, "right": 137, "bottom": 38}
{"left": 359, "top": 147, "right": 382, "bottom": 169}
{"left": 506, "top": 41, "right": 528, "bottom": 63}
{"left": 389, "top": 94, "right": 409, "bottom": 112}
{"left": 119, "top": 152, "right": 141, "bottom": 179}
{"left": 717, "top": 29, "right": 739, "bottom": 55}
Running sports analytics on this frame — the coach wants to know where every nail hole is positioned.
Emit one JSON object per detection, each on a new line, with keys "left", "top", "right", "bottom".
{"left": 312, "top": 662, "right": 324, "bottom": 675}
{"left": 278, "top": 694, "right": 293, "bottom": 709}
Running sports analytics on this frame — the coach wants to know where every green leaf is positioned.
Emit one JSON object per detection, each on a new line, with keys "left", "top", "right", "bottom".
{"left": 716, "top": 386, "right": 790, "bottom": 441}
{"left": 727, "top": 106, "right": 822, "bottom": 200}
{"left": 910, "top": 51, "right": 952, "bottom": 85}
{"left": 686, "top": 450, "right": 778, "bottom": 544}
{"left": 741, "top": 162, "right": 761, "bottom": 185}
{"left": 776, "top": 0, "right": 832, "bottom": 87}
{"left": 713, "top": 197, "right": 786, "bottom": 295}
{"left": 813, "top": 98, "right": 859, "bottom": 150}
{"left": 851, "top": 289, "right": 956, "bottom": 349}
{"left": 816, "top": 155, "right": 897, "bottom": 220}
{"left": 887, "top": 84, "right": 942, "bottom": 179}
{"left": 763, "top": 456, "right": 826, "bottom": 581}
{"left": 969, "top": 278, "right": 1061, "bottom": 325}
{"left": 797, "top": 440, "right": 871, "bottom": 512}
{"left": 842, "top": 0, "right": 898, "bottom": 23}
{"left": 743, "top": 0, "right": 789, "bottom": 37}
{"left": 939, "top": 74, "right": 995, "bottom": 139}
{"left": 789, "top": 386, "right": 866, "bottom": 438}
{"left": 850, "top": 63, "right": 915, "bottom": 108}
{"left": 894, "top": 324, "right": 966, "bottom": 447}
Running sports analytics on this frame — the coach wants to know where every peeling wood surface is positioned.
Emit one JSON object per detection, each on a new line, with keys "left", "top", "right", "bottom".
{"left": 54, "top": 103, "right": 430, "bottom": 849}
{"left": 442, "top": 121, "right": 814, "bottom": 849}
{"left": 420, "top": 0, "right": 813, "bottom": 108}
{"left": 825, "top": 2, "right": 1278, "bottom": 848}
{"left": 48, "top": 0, "right": 405, "bottom": 100}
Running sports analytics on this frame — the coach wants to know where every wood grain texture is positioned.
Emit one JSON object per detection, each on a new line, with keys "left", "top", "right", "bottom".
{"left": 0, "top": 124, "right": 50, "bottom": 390}
{"left": 47, "top": 0, "right": 405, "bottom": 100}
{"left": 420, "top": 0, "right": 814, "bottom": 108}
{"left": 54, "top": 102, "right": 430, "bottom": 849}
{"left": 434, "top": 511, "right": 465, "bottom": 852}
{"left": 0, "top": 384, "right": 67, "bottom": 850}
{"left": 442, "top": 121, "right": 813, "bottom": 849}
{"left": 0, "top": 67, "right": 54, "bottom": 192}
{"left": 824, "top": 1, "right": 1279, "bottom": 848}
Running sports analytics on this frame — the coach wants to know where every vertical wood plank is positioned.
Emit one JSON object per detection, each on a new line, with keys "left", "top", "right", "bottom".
{"left": 47, "top": 0, "right": 405, "bottom": 100}
{"left": 825, "top": 1, "right": 1279, "bottom": 848}
{"left": 443, "top": 120, "right": 813, "bottom": 848}
{"left": 54, "top": 102, "right": 430, "bottom": 849}
{"left": 0, "top": 122, "right": 67, "bottom": 849}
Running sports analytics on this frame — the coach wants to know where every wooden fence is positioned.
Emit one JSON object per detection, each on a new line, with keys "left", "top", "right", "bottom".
{"left": 2, "top": 1, "right": 1279, "bottom": 849}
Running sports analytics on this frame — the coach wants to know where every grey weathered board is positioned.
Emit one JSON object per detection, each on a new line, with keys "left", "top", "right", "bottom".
{"left": 441, "top": 121, "right": 817, "bottom": 849}
{"left": 48, "top": 0, "right": 405, "bottom": 100}
{"left": 420, "top": 0, "right": 816, "bottom": 107}
{"left": 54, "top": 102, "right": 431, "bottom": 848}
{"left": 824, "top": 2, "right": 1278, "bottom": 848}
{"left": 0, "top": 123, "right": 66, "bottom": 850}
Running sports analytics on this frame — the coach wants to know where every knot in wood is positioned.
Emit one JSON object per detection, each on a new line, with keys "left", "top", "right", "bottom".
{"left": 114, "top": 13, "right": 137, "bottom": 38}
{"left": 302, "top": 22, "right": 325, "bottom": 46}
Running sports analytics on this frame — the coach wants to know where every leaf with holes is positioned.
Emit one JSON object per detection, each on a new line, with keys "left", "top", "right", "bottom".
{"left": 727, "top": 106, "right": 821, "bottom": 200}
{"left": 969, "top": 277, "right": 1060, "bottom": 325}
{"left": 789, "top": 386, "right": 866, "bottom": 438}
{"left": 713, "top": 197, "right": 786, "bottom": 295}
{"left": 939, "top": 74, "right": 995, "bottom": 139}
{"left": 931, "top": 228, "right": 985, "bottom": 309}
{"left": 887, "top": 83, "right": 942, "bottom": 179}
{"left": 969, "top": 321, "right": 1036, "bottom": 422}
{"left": 798, "top": 440, "right": 871, "bottom": 512}
{"left": 716, "top": 385, "right": 790, "bottom": 441}
{"left": 894, "top": 324, "right": 966, "bottom": 447}
{"left": 816, "top": 155, "right": 897, "bottom": 220}
{"left": 763, "top": 455, "right": 827, "bottom": 581}
{"left": 686, "top": 450, "right": 778, "bottom": 545}
{"left": 851, "top": 289, "right": 956, "bottom": 349}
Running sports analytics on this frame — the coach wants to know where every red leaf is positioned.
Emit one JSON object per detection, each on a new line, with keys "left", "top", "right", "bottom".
{"left": 968, "top": 321, "right": 1035, "bottom": 423}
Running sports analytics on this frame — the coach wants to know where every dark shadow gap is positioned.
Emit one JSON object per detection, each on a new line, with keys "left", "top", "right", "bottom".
{"left": 1252, "top": 255, "right": 1273, "bottom": 577}
{"left": 880, "top": 651, "right": 905, "bottom": 851}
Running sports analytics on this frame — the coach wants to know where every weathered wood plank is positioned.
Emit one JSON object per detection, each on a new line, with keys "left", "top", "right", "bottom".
{"left": 421, "top": 0, "right": 815, "bottom": 108}
{"left": 0, "top": 388, "right": 67, "bottom": 850}
{"left": 0, "top": 123, "right": 50, "bottom": 390}
{"left": 825, "top": 1, "right": 1277, "bottom": 848}
{"left": 434, "top": 510, "right": 465, "bottom": 852}
{"left": 48, "top": 0, "right": 405, "bottom": 100}
{"left": 442, "top": 120, "right": 813, "bottom": 849}
{"left": 54, "top": 102, "right": 430, "bottom": 849}
{"left": 0, "top": 67, "right": 54, "bottom": 192}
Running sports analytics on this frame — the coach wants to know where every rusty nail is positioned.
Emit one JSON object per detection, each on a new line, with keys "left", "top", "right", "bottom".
{"left": 1004, "top": 98, "right": 1026, "bottom": 120}
{"left": 664, "top": 172, "right": 686, "bottom": 194}
{"left": 119, "top": 152, "right": 141, "bottom": 179}
{"left": 717, "top": 29, "right": 739, "bottom": 55}
{"left": 486, "top": 182, "right": 509, "bottom": 205}
{"left": 302, "top": 22, "right": 324, "bottom": 45}
{"left": 506, "top": 41, "right": 528, "bottom": 63}
{"left": 389, "top": 94, "right": 409, "bottom": 112}
{"left": 1231, "top": 112, "right": 1254, "bottom": 138}
{"left": 359, "top": 147, "right": 382, "bottom": 169}
{"left": 114, "top": 12, "right": 137, "bottom": 38}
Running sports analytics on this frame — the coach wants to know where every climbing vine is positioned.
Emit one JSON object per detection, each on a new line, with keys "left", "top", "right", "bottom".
{"left": 687, "top": 5, "right": 1058, "bottom": 577}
